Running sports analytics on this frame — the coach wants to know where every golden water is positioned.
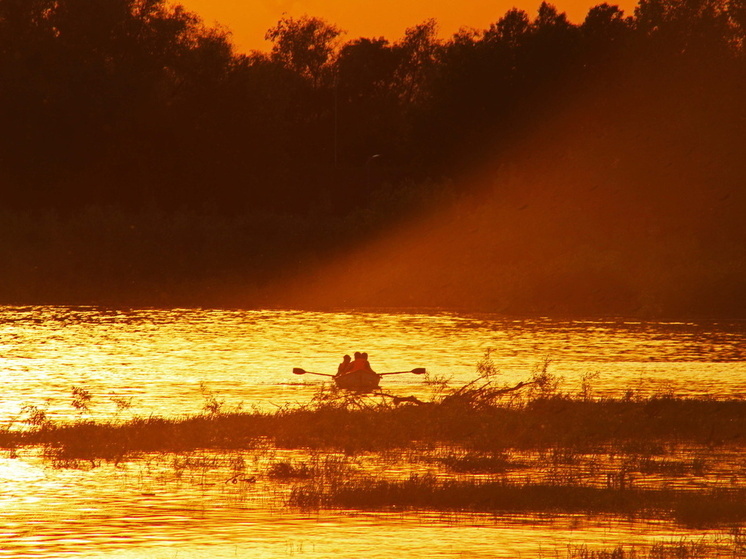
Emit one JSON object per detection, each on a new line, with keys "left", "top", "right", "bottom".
{"left": 0, "top": 306, "right": 744, "bottom": 557}
{"left": 1, "top": 306, "right": 744, "bottom": 425}
{"left": 1, "top": 445, "right": 738, "bottom": 559}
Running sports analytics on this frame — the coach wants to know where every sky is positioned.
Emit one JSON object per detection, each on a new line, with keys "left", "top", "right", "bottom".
{"left": 177, "top": 0, "right": 637, "bottom": 53}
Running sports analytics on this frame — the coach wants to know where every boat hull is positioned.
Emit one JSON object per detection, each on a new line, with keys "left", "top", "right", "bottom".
{"left": 334, "top": 370, "right": 381, "bottom": 392}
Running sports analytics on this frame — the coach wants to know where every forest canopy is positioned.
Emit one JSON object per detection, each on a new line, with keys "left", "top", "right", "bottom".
{"left": 0, "top": 0, "right": 744, "bottom": 316}
{"left": 0, "top": 0, "right": 743, "bottom": 212}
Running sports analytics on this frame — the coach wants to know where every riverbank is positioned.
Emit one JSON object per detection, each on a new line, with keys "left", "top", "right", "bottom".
{"left": 1, "top": 205, "right": 745, "bottom": 319}
{"left": 2, "top": 380, "right": 744, "bottom": 460}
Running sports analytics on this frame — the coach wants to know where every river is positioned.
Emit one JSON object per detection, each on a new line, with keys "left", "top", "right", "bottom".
{"left": 0, "top": 306, "right": 744, "bottom": 558}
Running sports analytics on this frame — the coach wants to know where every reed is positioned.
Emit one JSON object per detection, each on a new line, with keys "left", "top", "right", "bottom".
{"left": 267, "top": 461, "right": 313, "bottom": 480}
{"left": 1, "top": 358, "right": 744, "bottom": 458}
{"left": 433, "top": 450, "right": 524, "bottom": 474}
{"left": 2, "top": 380, "right": 741, "bottom": 530}
{"left": 566, "top": 539, "right": 718, "bottom": 559}
{"left": 289, "top": 475, "right": 746, "bottom": 526}
{"left": 1, "top": 393, "right": 745, "bottom": 457}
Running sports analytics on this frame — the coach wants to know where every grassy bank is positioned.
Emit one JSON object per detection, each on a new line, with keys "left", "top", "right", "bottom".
{"left": 1, "top": 392, "right": 744, "bottom": 458}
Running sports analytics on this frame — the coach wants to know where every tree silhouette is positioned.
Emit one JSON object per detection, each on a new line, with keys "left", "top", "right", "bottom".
{"left": 0, "top": 0, "right": 742, "bottom": 225}
{"left": 265, "top": 15, "right": 343, "bottom": 86}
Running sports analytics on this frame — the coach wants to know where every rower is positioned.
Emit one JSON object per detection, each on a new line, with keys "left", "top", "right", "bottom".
{"left": 349, "top": 351, "right": 376, "bottom": 374}
{"left": 336, "top": 354, "right": 352, "bottom": 377}
{"left": 361, "top": 352, "right": 376, "bottom": 374}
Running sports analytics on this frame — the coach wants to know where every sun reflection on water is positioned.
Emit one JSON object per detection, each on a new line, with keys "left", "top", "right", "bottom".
{"left": 0, "top": 444, "right": 743, "bottom": 558}
{"left": 0, "top": 307, "right": 745, "bottom": 557}
{"left": 0, "top": 306, "right": 744, "bottom": 427}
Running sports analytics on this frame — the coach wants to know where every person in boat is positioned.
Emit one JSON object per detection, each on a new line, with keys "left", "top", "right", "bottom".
{"left": 348, "top": 351, "right": 376, "bottom": 375}
{"left": 336, "top": 354, "right": 352, "bottom": 377}
{"left": 361, "top": 352, "right": 376, "bottom": 374}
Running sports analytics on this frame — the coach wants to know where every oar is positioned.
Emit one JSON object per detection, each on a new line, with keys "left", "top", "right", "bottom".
{"left": 292, "top": 367, "right": 335, "bottom": 378}
{"left": 379, "top": 368, "right": 427, "bottom": 376}
{"left": 293, "top": 367, "right": 426, "bottom": 377}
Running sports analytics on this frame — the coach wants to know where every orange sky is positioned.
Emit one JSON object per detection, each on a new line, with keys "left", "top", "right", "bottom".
{"left": 177, "top": 0, "right": 638, "bottom": 53}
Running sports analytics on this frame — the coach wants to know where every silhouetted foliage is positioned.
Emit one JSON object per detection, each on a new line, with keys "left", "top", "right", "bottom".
{"left": 0, "top": 0, "right": 742, "bottom": 211}
{"left": 0, "top": 0, "right": 744, "bottom": 314}
{"left": 265, "top": 15, "right": 342, "bottom": 86}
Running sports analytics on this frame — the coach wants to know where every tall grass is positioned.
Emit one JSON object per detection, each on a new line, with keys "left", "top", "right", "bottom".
{"left": 0, "top": 353, "right": 742, "bottom": 464}
{"left": 1, "top": 383, "right": 745, "bottom": 457}
{"left": 565, "top": 537, "right": 739, "bottom": 559}
{"left": 289, "top": 475, "right": 746, "bottom": 526}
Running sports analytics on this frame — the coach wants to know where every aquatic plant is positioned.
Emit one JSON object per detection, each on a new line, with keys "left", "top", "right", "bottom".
{"left": 19, "top": 403, "right": 51, "bottom": 429}
{"left": 267, "top": 461, "right": 313, "bottom": 480}
{"left": 578, "top": 371, "right": 602, "bottom": 401}
{"left": 1, "top": 391, "right": 745, "bottom": 458}
{"left": 433, "top": 450, "right": 523, "bottom": 474}
{"left": 71, "top": 386, "right": 93, "bottom": 414}
{"left": 109, "top": 394, "right": 133, "bottom": 415}
{"left": 475, "top": 348, "right": 499, "bottom": 378}
{"left": 199, "top": 382, "right": 225, "bottom": 415}
{"left": 289, "top": 475, "right": 746, "bottom": 526}
{"left": 566, "top": 538, "right": 716, "bottom": 559}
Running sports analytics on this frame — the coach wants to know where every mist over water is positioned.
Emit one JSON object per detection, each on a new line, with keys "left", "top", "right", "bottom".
{"left": 278, "top": 57, "right": 746, "bottom": 317}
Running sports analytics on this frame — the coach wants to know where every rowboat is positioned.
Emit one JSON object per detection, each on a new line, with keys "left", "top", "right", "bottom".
{"left": 333, "top": 370, "right": 381, "bottom": 392}
{"left": 292, "top": 367, "right": 426, "bottom": 393}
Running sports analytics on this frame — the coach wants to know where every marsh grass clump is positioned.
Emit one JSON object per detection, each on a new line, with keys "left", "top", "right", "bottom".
{"left": 292, "top": 475, "right": 746, "bottom": 526}
{"left": 435, "top": 450, "right": 523, "bottom": 474}
{"left": 526, "top": 357, "right": 562, "bottom": 401}
{"left": 267, "top": 461, "right": 313, "bottom": 480}
{"left": 287, "top": 455, "right": 361, "bottom": 508}
{"left": 19, "top": 403, "right": 51, "bottom": 429}
{"left": 632, "top": 456, "right": 707, "bottom": 477}
{"left": 475, "top": 348, "right": 499, "bottom": 378}
{"left": 1, "top": 389, "right": 745, "bottom": 461}
{"left": 578, "top": 371, "right": 602, "bottom": 401}
{"left": 567, "top": 532, "right": 746, "bottom": 558}
{"left": 199, "top": 382, "right": 225, "bottom": 415}
{"left": 71, "top": 386, "right": 93, "bottom": 414}
{"left": 566, "top": 538, "right": 717, "bottom": 559}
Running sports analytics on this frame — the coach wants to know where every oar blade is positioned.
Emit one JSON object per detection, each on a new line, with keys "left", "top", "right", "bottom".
{"left": 379, "top": 367, "right": 428, "bottom": 376}
{"left": 292, "top": 368, "right": 306, "bottom": 375}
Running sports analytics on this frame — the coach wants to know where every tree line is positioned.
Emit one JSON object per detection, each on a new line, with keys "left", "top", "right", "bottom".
{"left": 0, "top": 0, "right": 744, "bottom": 216}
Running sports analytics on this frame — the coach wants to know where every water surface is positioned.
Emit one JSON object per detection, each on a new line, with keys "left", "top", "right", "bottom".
{"left": 0, "top": 306, "right": 744, "bottom": 558}
{"left": 0, "top": 306, "right": 743, "bottom": 425}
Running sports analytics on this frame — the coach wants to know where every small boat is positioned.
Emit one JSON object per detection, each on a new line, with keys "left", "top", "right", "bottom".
{"left": 292, "top": 367, "right": 425, "bottom": 394}
{"left": 334, "top": 370, "right": 381, "bottom": 392}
